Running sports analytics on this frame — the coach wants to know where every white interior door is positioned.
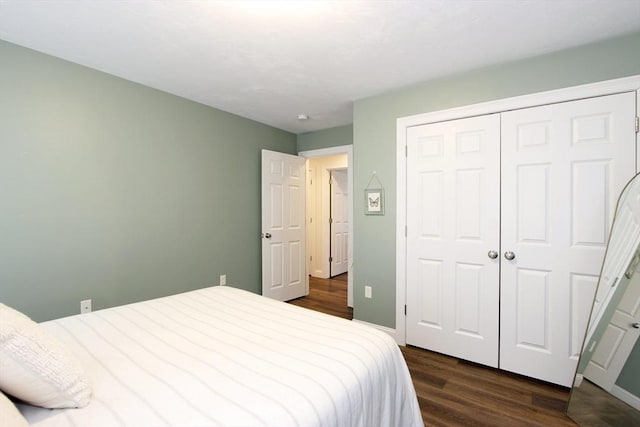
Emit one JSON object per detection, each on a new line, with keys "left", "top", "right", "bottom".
{"left": 330, "top": 170, "right": 348, "bottom": 277}
{"left": 584, "top": 273, "right": 640, "bottom": 391}
{"left": 499, "top": 92, "right": 636, "bottom": 387}
{"left": 588, "top": 175, "right": 640, "bottom": 345}
{"left": 584, "top": 174, "right": 640, "bottom": 392}
{"left": 406, "top": 114, "right": 501, "bottom": 367}
{"left": 261, "top": 149, "right": 308, "bottom": 301}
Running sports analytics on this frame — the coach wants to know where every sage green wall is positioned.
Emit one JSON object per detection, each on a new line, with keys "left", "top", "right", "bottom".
{"left": 617, "top": 339, "right": 640, "bottom": 396}
{"left": 0, "top": 40, "right": 296, "bottom": 322}
{"left": 297, "top": 124, "right": 353, "bottom": 152}
{"left": 353, "top": 31, "right": 640, "bottom": 328}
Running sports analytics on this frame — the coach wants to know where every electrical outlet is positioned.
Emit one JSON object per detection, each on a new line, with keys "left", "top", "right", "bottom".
{"left": 365, "top": 286, "right": 372, "bottom": 299}
{"left": 220, "top": 274, "right": 226, "bottom": 286}
{"left": 80, "top": 299, "right": 92, "bottom": 314}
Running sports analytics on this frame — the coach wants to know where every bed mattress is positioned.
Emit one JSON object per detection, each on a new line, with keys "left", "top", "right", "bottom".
{"left": 18, "top": 286, "right": 423, "bottom": 427}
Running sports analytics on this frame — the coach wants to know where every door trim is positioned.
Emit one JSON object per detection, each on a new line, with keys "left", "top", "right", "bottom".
{"left": 396, "top": 75, "right": 640, "bottom": 346}
{"left": 299, "top": 145, "right": 354, "bottom": 307}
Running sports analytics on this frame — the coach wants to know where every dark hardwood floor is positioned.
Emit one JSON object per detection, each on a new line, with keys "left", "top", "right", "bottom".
{"left": 289, "top": 273, "right": 353, "bottom": 319}
{"left": 289, "top": 275, "right": 578, "bottom": 427}
{"left": 567, "top": 379, "right": 640, "bottom": 426}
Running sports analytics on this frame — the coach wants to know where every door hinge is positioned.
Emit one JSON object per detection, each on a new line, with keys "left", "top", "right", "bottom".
{"left": 329, "top": 218, "right": 333, "bottom": 224}
{"left": 405, "top": 225, "right": 407, "bottom": 237}
{"left": 329, "top": 256, "right": 333, "bottom": 262}
{"left": 611, "top": 276, "right": 619, "bottom": 289}
{"left": 404, "top": 305, "right": 407, "bottom": 315}
{"left": 405, "top": 145, "right": 408, "bottom": 157}
{"left": 310, "top": 217, "right": 313, "bottom": 223}
{"left": 636, "top": 116, "right": 639, "bottom": 133}
{"left": 310, "top": 256, "right": 312, "bottom": 261}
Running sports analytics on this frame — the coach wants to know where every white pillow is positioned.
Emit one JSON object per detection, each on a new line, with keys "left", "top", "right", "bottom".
{"left": 0, "top": 390, "right": 28, "bottom": 427}
{"left": 0, "top": 303, "right": 91, "bottom": 408}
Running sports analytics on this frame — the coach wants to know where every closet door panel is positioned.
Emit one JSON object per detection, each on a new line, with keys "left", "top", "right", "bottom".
{"left": 515, "top": 268, "right": 551, "bottom": 347}
{"left": 500, "top": 92, "right": 636, "bottom": 386}
{"left": 406, "top": 114, "right": 500, "bottom": 367}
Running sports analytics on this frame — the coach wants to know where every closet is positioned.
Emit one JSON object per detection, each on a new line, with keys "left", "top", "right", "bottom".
{"left": 405, "top": 91, "right": 637, "bottom": 386}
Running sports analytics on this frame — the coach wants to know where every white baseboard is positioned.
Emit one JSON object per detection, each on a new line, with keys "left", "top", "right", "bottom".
{"left": 611, "top": 385, "right": 640, "bottom": 411}
{"left": 574, "top": 374, "right": 584, "bottom": 387}
{"left": 351, "top": 319, "right": 401, "bottom": 345}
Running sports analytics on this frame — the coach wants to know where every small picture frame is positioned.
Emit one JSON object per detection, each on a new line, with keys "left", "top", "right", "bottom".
{"left": 365, "top": 188, "right": 384, "bottom": 215}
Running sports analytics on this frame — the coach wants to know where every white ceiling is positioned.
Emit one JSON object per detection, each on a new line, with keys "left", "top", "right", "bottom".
{"left": 1, "top": 1, "right": 639, "bottom": 134}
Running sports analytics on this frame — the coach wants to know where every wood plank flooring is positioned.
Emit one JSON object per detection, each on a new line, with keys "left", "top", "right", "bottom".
{"left": 567, "top": 379, "right": 640, "bottom": 426}
{"left": 289, "top": 275, "right": 578, "bottom": 426}
{"left": 289, "top": 273, "right": 352, "bottom": 319}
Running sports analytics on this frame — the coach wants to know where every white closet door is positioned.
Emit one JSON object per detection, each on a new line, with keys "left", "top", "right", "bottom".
{"left": 406, "top": 114, "right": 501, "bottom": 367}
{"left": 500, "top": 92, "right": 636, "bottom": 386}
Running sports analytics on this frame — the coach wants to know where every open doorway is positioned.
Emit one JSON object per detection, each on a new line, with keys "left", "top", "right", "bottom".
{"left": 299, "top": 146, "right": 353, "bottom": 307}
{"left": 306, "top": 155, "right": 347, "bottom": 279}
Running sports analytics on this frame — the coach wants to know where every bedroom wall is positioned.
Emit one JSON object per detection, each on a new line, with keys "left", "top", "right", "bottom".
{"left": 297, "top": 124, "right": 353, "bottom": 152}
{"left": 617, "top": 340, "right": 640, "bottom": 397}
{"left": 0, "top": 40, "right": 297, "bottom": 322}
{"left": 352, "top": 31, "right": 640, "bottom": 329}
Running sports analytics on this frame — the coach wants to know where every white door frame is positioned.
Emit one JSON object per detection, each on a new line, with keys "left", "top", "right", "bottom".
{"left": 299, "top": 145, "right": 354, "bottom": 307}
{"left": 396, "top": 75, "right": 640, "bottom": 346}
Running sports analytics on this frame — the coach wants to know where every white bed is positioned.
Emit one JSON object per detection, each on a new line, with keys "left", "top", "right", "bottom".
{"left": 17, "top": 286, "right": 423, "bottom": 427}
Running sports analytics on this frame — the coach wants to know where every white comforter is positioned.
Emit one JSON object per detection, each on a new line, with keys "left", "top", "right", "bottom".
{"left": 19, "top": 286, "right": 423, "bottom": 427}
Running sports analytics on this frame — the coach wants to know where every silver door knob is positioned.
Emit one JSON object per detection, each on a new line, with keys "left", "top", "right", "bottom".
{"left": 264, "top": 233, "right": 272, "bottom": 239}
{"left": 504, "top": 251, "right": 516, "bottom": 261}
{"left": 632, "top": 322, "right": 639, "bottom": 329}
{"left": 487, "top": 250, "right": 499, "bottom": 259}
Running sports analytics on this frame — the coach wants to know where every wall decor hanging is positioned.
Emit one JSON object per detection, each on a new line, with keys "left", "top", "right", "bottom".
{"left": 365, "top": 172, "right": 384, "bottom": 215}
